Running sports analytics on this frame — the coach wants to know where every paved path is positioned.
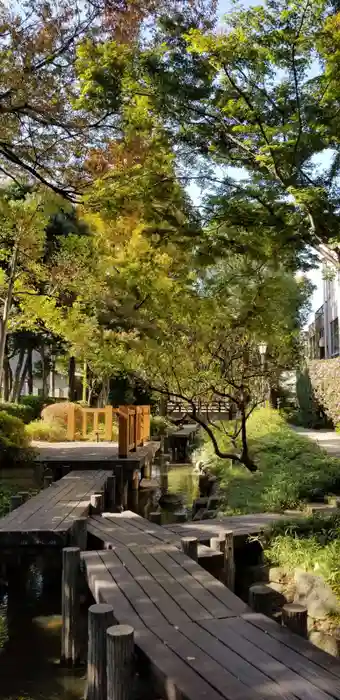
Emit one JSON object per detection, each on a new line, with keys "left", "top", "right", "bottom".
{"left": 293, "top": 427, "right": 340, "bottom": 457}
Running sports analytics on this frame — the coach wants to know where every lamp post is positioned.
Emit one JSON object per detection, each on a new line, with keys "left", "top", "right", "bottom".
{"left": 258, "top": 342, "right": 267, "bottom": 405}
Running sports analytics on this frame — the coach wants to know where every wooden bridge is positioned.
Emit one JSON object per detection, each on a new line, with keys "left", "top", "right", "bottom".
{"left": 1, "top": 483, "right": 340, "bottom": 700}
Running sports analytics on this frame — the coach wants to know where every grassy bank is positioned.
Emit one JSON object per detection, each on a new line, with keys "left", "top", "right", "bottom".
{"left": 263, "top": 514, "right": 340, "bottom": 599}
{"left": 197, "top": 407, "right": 340, "bottom": 514}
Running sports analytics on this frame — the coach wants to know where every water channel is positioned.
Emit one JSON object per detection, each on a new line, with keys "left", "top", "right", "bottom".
{"left": 0, "top": 465, "right": 197, "bottom": 700}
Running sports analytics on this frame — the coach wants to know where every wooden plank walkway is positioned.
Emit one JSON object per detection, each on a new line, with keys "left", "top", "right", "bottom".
{"left": 0, "top": 470, "right": 112, "bottom": 547}
{"left": 167, "top": 512, "right": 303, "bottom": 543}
{"left": 82, "top": 541, "right": 340, "bottom": 700}
{"left": 87, "top": 511, "right": 224, "bottom": 567}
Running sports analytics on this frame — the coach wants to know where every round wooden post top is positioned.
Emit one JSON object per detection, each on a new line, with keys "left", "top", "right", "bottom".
{"left": 89, "top": 603, "right": 114, "bottom": 615}
{"left": 107, "top": 624, "right": 134, "bottom": 638}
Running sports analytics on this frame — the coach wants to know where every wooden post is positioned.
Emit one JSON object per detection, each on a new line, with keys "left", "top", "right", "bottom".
{"left": 248, "top": 583, "right": 276, "bottom": 616}
{"left": 118, "top": 407, "right": 129, "bottom": 458}
{"left": 43, "top": 474, "right": 53, "bottom": 488}
{"left": 282, "top": 603, "right": 308, "bottom": 638}
{"left": 224, "top": 530, "right": 235, "bottom": 591}
{"left": 86, "top": 603, "right": 115, "bottom": 700}
{"left": 61, "top": 546, "right": 81, "bottom": 666}
{"left": 105, "top": 406, "right": 114, "bottom": 441}
{"left": 67, "top": 402, "right": 76, "bottom": 441}
{"left": 72, "top": 517, "right": 87, "bottom": 550}
{"left": 106, "top": 625, "right": 134, "bottom": 700}
{"left": 18, "top": 491, "right": 29, "bottom": 503}
{"left": 181, "top": 537, "right": 198, "bottom": 562}
{"left": 106, "top": 475, "right": 116, "bottom": 511}
{"left": 10, "top": 494, "right": 23, "bottom": 511}
{"left": 149, "top": 511, "right": 162, "bottom": 525}
{"left": 210, "top": 536, "right": 225, "bottom": 553}
{"left": 82, "top": 410, "right": 88, "bottom": 440}
{"left": 173, "top": 511, "right": 187, "bottom": 523}
{"left": 91, "top": 493, "right": 104, "bottom": 515}
{"left": 143, "top": 461, "right": 151, "bottom": 479}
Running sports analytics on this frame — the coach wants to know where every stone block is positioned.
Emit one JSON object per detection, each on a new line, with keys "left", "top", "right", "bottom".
{"left": 294, "top": 569, "right": 339, "bottom": 619}
{"left": 309, "top": 630, "right": 340, "bottom": 657}
{"left": 268, "top": 567, "right": 287, "bottom": 584}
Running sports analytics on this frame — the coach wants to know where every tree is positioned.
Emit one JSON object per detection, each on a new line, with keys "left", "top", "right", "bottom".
{"left": 90, "top": 0, "right": 340, "bottom": 257}
{"left": 0, "top": 0, "right": 217, "bottom": 198}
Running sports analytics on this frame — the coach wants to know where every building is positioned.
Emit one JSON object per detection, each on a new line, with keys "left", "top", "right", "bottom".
{"left": 306, "top": 247, "right": 340, "bottom": 359}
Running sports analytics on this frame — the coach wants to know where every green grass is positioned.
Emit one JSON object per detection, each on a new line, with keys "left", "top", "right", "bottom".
{"left": 262, "top": 513, "right": 340, "bottom": 600}
{"left": 197, "top": 407, "right": 340, "bottom": 514}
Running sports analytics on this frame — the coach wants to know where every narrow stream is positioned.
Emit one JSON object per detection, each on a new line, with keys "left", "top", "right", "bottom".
{"left": 0, "top": 559, "right": 86, "bottom": 700}
{"left": 0, "top": 466, "right": 198, "bottom": 700}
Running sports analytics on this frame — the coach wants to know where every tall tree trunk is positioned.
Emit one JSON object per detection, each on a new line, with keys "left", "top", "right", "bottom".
{"left": 49, "top": 355, "right": 55, "bottom": 399}
{"left": 16, "top": 353, "right": 30, "bottom": 401}
{"left": 41, "top": 345, "right": 48, "bottom": 399}
{"left": 82, "top": 359, "right": 87, "bottom": 403}
{"left": 27, "top": 348, "right": 33, "bottom": 395}
{"left": 0, "top": 244, "right": 19, "bottom": 395}
{"left": 68, "top": 356, "right": 76, "bottom": 401}
{"left": 3, "top": 338, "right": 11, "bottom": 401}
{"left": 9, "top": 347, "right": 25, "bottom": 402}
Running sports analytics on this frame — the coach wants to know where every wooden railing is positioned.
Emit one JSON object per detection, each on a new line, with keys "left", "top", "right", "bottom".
{"left": 167, "top": 400, "right": 230, "bottom": 414}
{"left": 66, "top": 404, "right": 150, "bottom": 457}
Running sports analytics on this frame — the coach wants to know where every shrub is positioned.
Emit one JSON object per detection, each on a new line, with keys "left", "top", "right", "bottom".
{"left": 0, "top": 402, "right": 34, "bottom": 424}
{"left": 41, "top": 401, "right": 82, "bottom": 430}
{"left": 195, "top": 407, "right": 340, "bottom": 514}
{"left": 263, "top": 514, "right": 340, "bottom": 599}
{"left": 0, "top": 411, "right": 29, "bottom": 450}
{"left": 150, "top": 415, "right": 172, "bottom": 437}
{"left": 20, "top": 395, "right": 54, "bottom": 420}
{"left": 308, "top": 358, "right": 340, "bottom": 427}
{"left": 26, "top": 419, "right": 67, "bottom": 442}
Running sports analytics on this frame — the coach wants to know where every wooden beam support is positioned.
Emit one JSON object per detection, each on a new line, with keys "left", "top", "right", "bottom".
{"left": 86, "top": 603, "right": 115, "bottom": 700}
{"left": 106, "top": 625, "right": 134, "bottom": 700}
{"left": 61, "top": 546, "right": 81, "bottom": 667}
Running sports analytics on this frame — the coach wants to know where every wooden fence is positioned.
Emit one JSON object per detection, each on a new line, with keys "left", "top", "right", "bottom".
{"left": 167, "top": 400, "right": 231, "bottom": 414}
{"left": 66, "top": 405, "right": 150, "bottom": 457}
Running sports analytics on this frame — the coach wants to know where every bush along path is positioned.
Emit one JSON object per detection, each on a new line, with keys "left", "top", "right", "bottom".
{"left": 194, "top": 407, "right": 340, "bottom": 515}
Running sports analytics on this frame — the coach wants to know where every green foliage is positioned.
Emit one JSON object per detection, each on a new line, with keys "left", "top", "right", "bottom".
{"left": 0, "top": 411, "right": 29, "bottom": 451}
{"left": 197, "top": 407, "right": 340, "bottom": 513}
{"left": 150, "top": 415, "right": 172, "bottom": 437}
{"left": 20, "top": 395, "right": 54, "bottom": 420}
{"left": 0, "top": 402, "right": 34, "bottom": 424}
{"left": 26, "top": 419, "right": 67, "bottom": 443}
{"left": 308, "top": 359, "right": 340, "bottom": 426}
{"left": 264, "top": 514, "right": 340, "bottom": 599}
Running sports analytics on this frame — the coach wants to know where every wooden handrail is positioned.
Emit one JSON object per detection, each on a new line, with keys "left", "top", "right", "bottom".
{"left": 66, "top": 404, "right": 151, "bottom": 457}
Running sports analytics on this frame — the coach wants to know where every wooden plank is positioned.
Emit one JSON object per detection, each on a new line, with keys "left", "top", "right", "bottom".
{"left": 82, "top": 550, "right": 143, "bottom": 630}
{"left": 242, "top": 613, "right": 340, "bottom": 680}
{"left": 113, "top": 546, "right": 192, "bottom": 629}
{"left": 129, "top": 548, "right": 213, "bottom": 622}
{"left": 82, "top": 552, "right": 254, "bottom": 700}
{"left": 0, "top": 479, "right": 75, "bottom": 529}
{"left": 177, "top": 621, "right": 294, "bottom": 700}
{"left": 152, "top": 549, "right": 234, "bottom": 619}
{"left": 97, "top": 549, "right": 171, "bottom": 629}
{"left": 168, "top": 549, "right": 248, "bottom": 614}
{"left": 213, "top": 617, "right": 339, "bottom": 700}
{"left": 102, "top": 511, "right": 179, "bottom": 544}
{"left": 151, "top": 623, "right": 261, "bottom": 700}
{"left": 133, "top": 627, "right": 227, "bottom": 700}
{"left": 88, "top": 516, "right": 158, "bottom": 548}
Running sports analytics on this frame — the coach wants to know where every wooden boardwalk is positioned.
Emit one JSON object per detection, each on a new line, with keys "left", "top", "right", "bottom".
{"left": 0, "top": 469, "right": 112, "bottom": 547}
{"left": 82, "top": 510, "right": 340, "bottom": 700}
{"left": 167, "top": 512, "right": 303, "bottom": 542}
